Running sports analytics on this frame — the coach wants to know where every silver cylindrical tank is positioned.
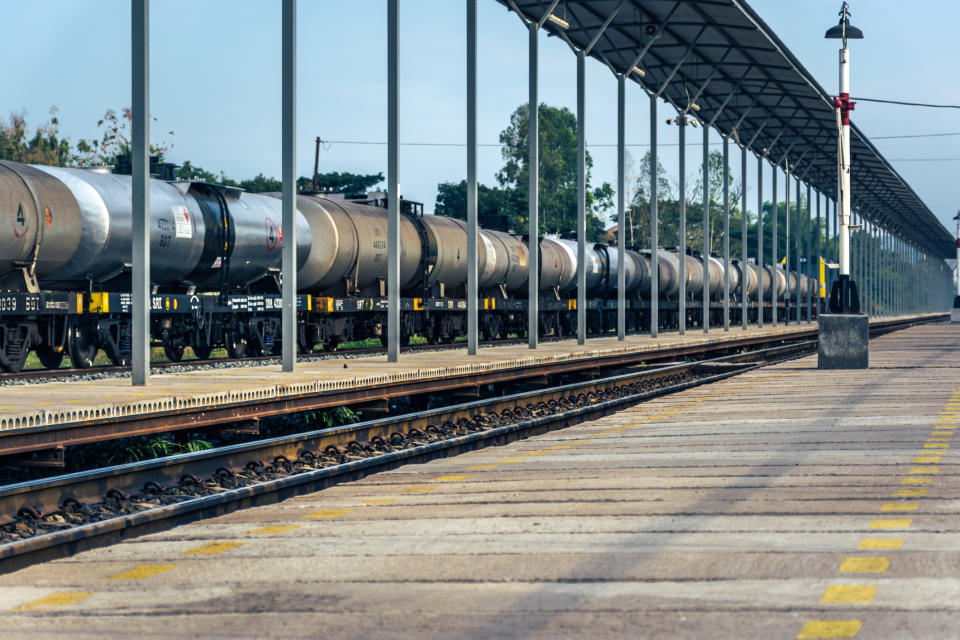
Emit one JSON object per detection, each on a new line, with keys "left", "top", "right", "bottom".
{"left": 0, "top": 161, "right": 83, "bottom": 284}
{"left": 31, "top": 165, "right": 211, "bottom": 287}
{"left": 734, "top": 261, "right": 758, "bottom": 299}
{"left": 644, "top": 251, "right": 680, "bottom": 299}
{"left": 418, "top": 214, "right": 489, "bottom": 295}
{"left": 681, "top": 254, "right": 704, "bottom": 299}
{"left": 483, "top": 230, "right": 527, "bottom": 294}
{"left": 625, "top": 249, "right": 648, "bottom": 295}
{"left": 602, "top": 245, "right": 643, "bottom": 295}
{"left": 705, "top": 255, "right": 725, "bottom": 298}
{"left": 767, "top": 266, "right": 787, "bottom": 301}
{"left": 716, "top": 257, "right": 741, "bottom": 298}
{"left": 553, "top": 238, "right": 605, "bottom": 293}
{"left": 539, "top": 237, "right": 571, "bottom": 292}
{"left": 749, "top": 263, "right": 770, "bottom": 301}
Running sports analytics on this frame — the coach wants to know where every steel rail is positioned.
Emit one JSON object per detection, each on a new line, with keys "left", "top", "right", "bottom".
{"left": 0, "top": 313, "right": 941, "bottom": 572}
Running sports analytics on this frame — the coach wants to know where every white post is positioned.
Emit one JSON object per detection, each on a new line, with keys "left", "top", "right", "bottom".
{"left": 131, "top": 0, "right": 150, "bottom": 386}
{"left": 281, "top": 0, "right": 297, "bottom": 372}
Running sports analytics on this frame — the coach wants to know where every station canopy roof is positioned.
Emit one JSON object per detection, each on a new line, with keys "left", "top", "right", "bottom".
{"left": 497, "top": 0, "right": 954, "bottom": 259}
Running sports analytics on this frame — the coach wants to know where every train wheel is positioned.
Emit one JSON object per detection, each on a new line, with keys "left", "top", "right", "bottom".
{"left": 191, "top": 344, "right": 213, "bottom": 360}
{"left": 67, "top": 322, "right": 98, "bottom": 369}
{"left": 163, "top": 343, "right": 185, "bottom": 362}
{"left": 36, "top": 344, "right": 65, "bottom": 369}
{"left": 226, "top": 333, "right": 248, "bottom": 359}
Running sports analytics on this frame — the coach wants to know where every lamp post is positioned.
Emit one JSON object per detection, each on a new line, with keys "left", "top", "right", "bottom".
{"left": 819, "top": 2, "right": 869, "bottom": 369}
{"left": 825, "top": 2, "right": 863, "bottom": 314}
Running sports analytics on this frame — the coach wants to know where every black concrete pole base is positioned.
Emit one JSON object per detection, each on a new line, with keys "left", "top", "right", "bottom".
{"left": 818, "top": 314, "right": 868, "bottom": 369}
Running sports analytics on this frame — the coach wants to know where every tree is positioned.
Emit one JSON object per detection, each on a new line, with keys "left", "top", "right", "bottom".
{"left": 494, "top": 103, "right": 613, "bottom": 241}
{"left": 301, "top": 171, "right": 383, "bottom": 194}
{"left": 0, "top": 107, "right": 73, "bottom": 166}
{"left": 434, "top": 180, "right": 514, "bottom": 222}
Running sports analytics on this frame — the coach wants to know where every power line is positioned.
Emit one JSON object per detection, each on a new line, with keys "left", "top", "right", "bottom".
{"left": 322, "top": 139, "right": 723, "bottom": 149}
{"left": 887, "top": 158, "right": 960, "bottom": 162}
{"left": 874, "top": 131, "right": 960, "bottom": 140}
{"left": 853, "top": 97, "right": 960, "bottom": 109}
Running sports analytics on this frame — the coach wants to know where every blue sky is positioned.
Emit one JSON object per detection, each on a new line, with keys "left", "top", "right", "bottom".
{"left": 4, "top": 0, "right": 958, "bottom": 231}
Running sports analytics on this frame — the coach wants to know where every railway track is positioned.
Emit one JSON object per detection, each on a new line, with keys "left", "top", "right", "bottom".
{"left": 0, "top": 315, "right": 942, "bottom": 572}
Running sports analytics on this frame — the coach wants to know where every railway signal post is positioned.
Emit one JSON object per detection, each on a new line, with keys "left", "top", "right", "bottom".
{"left": 819, "top": 1, "right": 868, "bottom": 369}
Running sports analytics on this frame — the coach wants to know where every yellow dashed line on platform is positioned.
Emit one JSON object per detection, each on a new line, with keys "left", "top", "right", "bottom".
{"left": 908, "top": 466, "right": 939, "bottom": 474}
{"left": 185, "top": 541, "right": 245, "bottom": 555}
{"left": 361, "top": 499, "right": 397, "bottom": 505}
{"left": 305, "top": 508, "right": 354, "bottom": 518}
{"left": 880, "top": 503, "right": 919, "bottom": 512}
{"left": 523, "top": 451, "right": 551, "bottom": 456}
{"left": 922, "top": 443, "right": 950, "bottom": 449}
{"left": 913, "top": 456, "right": 941, "bottom": 463}
{"left": 891, "top": 489, "right": 927, "bottom": 497}
{"left": 433, "top": 475, "right": 469, "bottom": 482}
{"left": 12, "top": 592, "right": 93, "bottom": 611}
{"left": 247, "top": 525, "right": 301, "bottom": 534}
{"left": 859, "top": 538, "right": 903, "bottom": 550}
{"left": 901, "top": 477, "right": 932, "bottom": 484}
{"left": 105, "top": 564, "right": 176, "bottom": 581}
{"left": 466, "top": 464, "right": 499, "bottom": 470}
{"left": 797, "top": 619, "right": 861, "bottom": 639}
{"left": 821, "top": 585, "right": 877, "bottom": 603}
{"left": 400, "top": 486, "right": 437, "bottom": 494}
{"left": 495, "top": 458, "right": 526, "bottom": 463}
{"left": 870, "top": 519, "right": 912, "bottom": 529}
{"left": 839, "top": 557, "right": 890, "bottom": 573}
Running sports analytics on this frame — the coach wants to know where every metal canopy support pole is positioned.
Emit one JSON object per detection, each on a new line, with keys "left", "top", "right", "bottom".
{"left": 815, "top": 190, "right": 821, "bottom": 318}
{"left": 576, "top": 50, "right": 586, "bottom": 345}
{"left": 281, "top": 0, "right": 297, "bottom": 373}
{"left": 387, "top": 0, "right": 400, "bottom": 363}
{"left": 784, "top": 166, "right": 791, "bottom": 324}
{"left": 678, "top": 118, "right": 686, "bottom": 335}
{"left": 131, "top": 0, "right": 150, "bottom": 386}
{"left": 805, "top": 183, "right": 811, "bottom": 322}
{"left": 771, "top": 162, "right": 777, "bottom": 326}
{"left": 793, "top": 175, "right": 804, "bottom": 324}
{"left": 701, "top": 123, "right": 709, "bottom": 333}
{"left": 740, "top": 146, "right": 748, "bottom": 330}
{"left": 617, "top": 76, "right": 626, "bottom": 340}
{"left": 649, "top": 92, "right": 658, "bottom": 338}
{"left": 466, "top": 0, "right": 478, "bottom": 355}
{"left": 756, "top": 154, "right": 763, "bottom": 328}
{"left": 722, "top": 135, "right": 730, "bottom": 331}
{"left": 527, "top": 22, "right": 539, "bottom": 349}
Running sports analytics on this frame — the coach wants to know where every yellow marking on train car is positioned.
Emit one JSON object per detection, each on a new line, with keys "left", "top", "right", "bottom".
{"left": 247, "top": 525, "right": 300, "bottom": 535}
{"left": 433, "top": 475, "right": 469, "bottom": 482}
{"left": 859, "top": 538, "right": 903, "bottom": 550}
{"left": 880, "top": 503, "right": 918, "bottom": 512}
{"left": 870, "top": 518, "right": 912, "bottom": 529}
{"left": 361, "top": 498, "right": 398, "bottom": 505}
{"left": 75, "top": 293, "right": 84, "bottom": 314}
{"left": 797, "top": 619, "right": 861, "bottom": 639}
{"left": 306, "top": 296, "right": 312, "bottom": 311}
{"left": 305, "top": 509, "right": 353, "bottom": 518}
{"left": 13, "top": 592, "right": 93, "bottom": 611}
{"left": 106, "top": 564, "right": 176, "bottom": 580}
{"left": 913, "top": 456, "right": 941, "bottom": 463}
{"left": 839, "top": 557, "right": 889, "bottom": 573}
{"left": 88, "top": 292, "right": 108, "bottom": 313}
{"left": 185, "top": 541, "right": 245, "bottom": 555}
{"left": 821, "top": 585, "right": 877, "bottom": 604}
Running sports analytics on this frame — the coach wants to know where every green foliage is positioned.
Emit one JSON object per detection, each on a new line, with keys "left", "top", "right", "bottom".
{"left": 433, "top": 180, "right": 515, "bottom": 222}
{"left": 303, "top": 406, "right": 359, "bottom": 429}
{"left": 0, "top": 107, "right": 75, "bottom": 166}
{"left": 122, "top": 436, "right": 214, "bottom": 464}
{"left": 302, "top": 171, "right": 384, "bottom": 195}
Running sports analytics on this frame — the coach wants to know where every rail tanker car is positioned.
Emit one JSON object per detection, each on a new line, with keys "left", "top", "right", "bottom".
{"left": 0, "top": 159, "right": 817, "bottom": 372}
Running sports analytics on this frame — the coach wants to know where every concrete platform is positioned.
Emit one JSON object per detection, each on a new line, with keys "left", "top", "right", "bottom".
{"left": 0, "top": 321, "right": 833, "bottom": 434}
{"left": 0, "top": 321, "right": 957, "bottom": 638}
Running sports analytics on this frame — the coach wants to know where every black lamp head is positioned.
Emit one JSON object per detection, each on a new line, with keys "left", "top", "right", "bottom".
{"left": 825, "top": 2, "right": 863, "bottom": 40}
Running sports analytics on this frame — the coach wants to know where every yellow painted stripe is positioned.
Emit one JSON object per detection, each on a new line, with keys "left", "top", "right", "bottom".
{"left": 870, "top": 518, "right": 912, "bottom": 529}
{"left": 880, "top": 503, "right": 919, "bottom": 512}
{"left": 495, "top": 458, "right": 526, "bottom": 463}
{"left": 546, "top": 445, "right": 574, "bottom": 450}
{"left": 305, "top": 509, "right": 353, "bottom": 518}
{"left": 466, "top": 464, "right": 498, "bottom": 470}
{"left": 913, "top": 456, "right": 941, "bottom": 463}
{"left": 797, "top": 620, "right": 862, "bottom": 639}
{"left": 859, "top": 538, "right": 903, "bottom": 549}
{"left": 247, "top": 525, "right": 301, "bottom": 535}
{"left": 927, "top": 438, "right": 952, "bottom": 442}
{"left": 185, "top": 541, "right": 245, "bottom": 555}
{"left": 400, "top": 486, "right": 437, "bottom": 494}
{"left": 922, "top": 443, "right": 950, "bottom": 449}
{"left": 361, "top": 498, "right": 398, "bottom": 505}
{"left": 821, "top": 585, "right": 877, "bottom": 604}
{"left": 523, "top": 451, "right": 551, "bottom": 456}
{"left": 839, "top": 557, "right": 890, "bottom": 573}
{"left": 433, "top": 475, "right": 469, "bottom": 482}
{"left": 901, "top": 478, "right": 932, "bottom": 484}
{"left": 891, "top": 489, "right": 927, "bottom": 497}
{"left": 930, "top": 431, "right": 954, "bottom": 436}
{"left": 13, "top": 592, "right": 93, "bottom": 611}
{"left": 105, "top": 564, "right": 176, "bottom": 581}
{"left": 909, "top": 466, "right": 940, "bottom": 474}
